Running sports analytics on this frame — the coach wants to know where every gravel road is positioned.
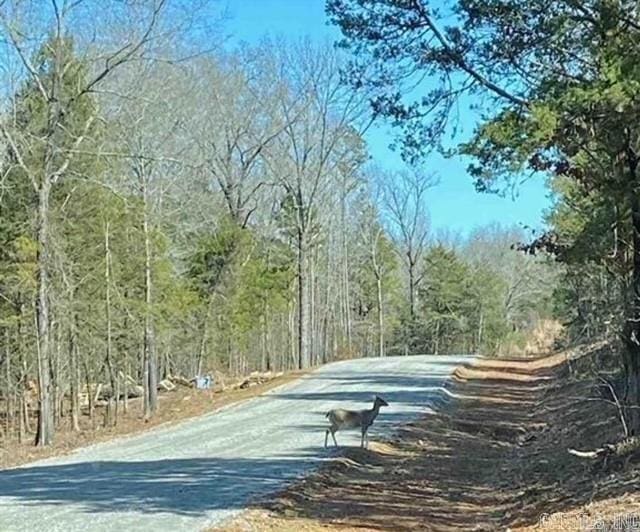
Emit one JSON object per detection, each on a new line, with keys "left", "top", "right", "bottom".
{"left": 0, "top": 354, "right": 470, "bottom": 531}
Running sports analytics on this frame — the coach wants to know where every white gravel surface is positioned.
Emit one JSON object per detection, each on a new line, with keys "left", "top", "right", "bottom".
{"left": 0, "top": 354, "right": 470, "bottom": 531}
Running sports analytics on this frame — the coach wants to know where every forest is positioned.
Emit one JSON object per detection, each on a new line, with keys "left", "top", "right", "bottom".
{"left": 0, "top": 0, "right": 590, "bottom": 448}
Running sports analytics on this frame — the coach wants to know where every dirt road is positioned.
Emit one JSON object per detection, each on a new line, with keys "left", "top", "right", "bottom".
{"left": 0, "top": 355, "right": 468, "bottom": 532}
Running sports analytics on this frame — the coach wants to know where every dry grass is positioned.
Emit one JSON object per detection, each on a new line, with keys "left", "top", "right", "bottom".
{"left": 496, "top": 318, "right": 565, "bottom": 359}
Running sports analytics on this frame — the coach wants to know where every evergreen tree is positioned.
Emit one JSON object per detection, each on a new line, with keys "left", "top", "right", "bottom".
{"left": 3, "top": 36, "right": 101, "bottom": 445}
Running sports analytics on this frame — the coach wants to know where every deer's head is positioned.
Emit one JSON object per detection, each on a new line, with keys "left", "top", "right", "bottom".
{"left": 374, "top": 395, "right": 389, "bottom": 408}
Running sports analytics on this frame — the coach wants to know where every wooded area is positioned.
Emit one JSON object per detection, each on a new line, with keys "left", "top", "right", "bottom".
{"left": 0, "top": 0, "right": 559, "bottom": 447}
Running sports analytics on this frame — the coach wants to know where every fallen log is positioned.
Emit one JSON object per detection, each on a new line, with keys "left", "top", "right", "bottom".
{"left": 236, "top": 371, "right": 282, "bottom": 390}
{"left": 168, "top": 375, "right": 193, "bottom": 388}
{"left": 158, "top": 379, "right": 176, "bottom": 392}
{"left": 568, "top": 435, "right": 640, "bottom": 471}
{"left": 95, "top": 383, "right": 144, "bottom": 401}
{"left": 567, "top": 448, "right": 602, "bottom": 459}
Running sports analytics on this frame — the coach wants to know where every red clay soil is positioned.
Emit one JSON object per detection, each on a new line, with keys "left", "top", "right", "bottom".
{"left": 221, "top": 342, "right": 640, "bottom": 531}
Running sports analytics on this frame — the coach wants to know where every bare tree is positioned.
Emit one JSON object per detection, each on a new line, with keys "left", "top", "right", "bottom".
{"left": 380, "top": 169, "right": 435, "bottom": 320}
{"left": 192, "top": 55, "right": 285, "bottom": 228}
{"left": 357, "top": 196, "right": 390, "bottom": 357}
{"left": 262, "top": 42, "right": 368, "bottom": 369}
{"left": 464, "top": 224, "right": 559, "bottom": 338}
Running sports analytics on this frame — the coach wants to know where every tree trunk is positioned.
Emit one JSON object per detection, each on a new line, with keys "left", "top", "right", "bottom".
{"left": 35, "top": 176, "right": 54, "bottom": 447}
{"left": 342, "top": 262, "right": 352, "bottom": 354}
{"left": 297, "top": 228, "right": 309, "bottom": 369}
{"left": 104, "top": 222, "right": 116, "bottom": 426}
{"left": 142, "top": 182, "right": 158, "bottom": 418}
{"left": 51, "top": 323, "right": 60, "bottom": 427}
{"left": 625, "top": 186, "right": 640, "bottom": 432}
{"left": 123, "top": 362, "right": 129, "bottom": 413}
{"left": 18, "top": 389, "right": 26, "bottom": 443}
{"left": 18, "top": 331, "right": 26, "bottom": 442}
{"left": 376, "top": 274, "right": 384, "bottom": 357}
{"left": 262, "top": 299, "right": 271, "bottom": 372}
{"left": 309, "top": 249, "right": 316, "bottom": 365}
{"left": 323, "top": 247, "right": 332, "bottom": 364}
{"left": 68, "top": 326, "right": 80, "bottom": 432}
{"left": 408, "top": 258, "right": 416, "bottom": 319}
{"left": 288, "top": 298, "right": 296, "bottom": 369}
{"left": 341, "top": 193, "right": 352, "bottom": 354}
{"left": 477, "top": 310, "right": 484, "bottom": 353}
{"left": 84, "top": 360, "right": 95, "bottom": 428}
{"left": 115, "top": 372, "right": 121, "bottom": 422}
{"left": 4, "top": 329, "right": 11, "bottom": 439}
{"left": 34, "top": 31, "right": 69, "bottom": 446}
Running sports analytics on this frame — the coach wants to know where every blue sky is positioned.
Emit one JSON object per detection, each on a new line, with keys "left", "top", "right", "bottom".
{"left": 223, "top": 0, "right": 552, "bottom": 236}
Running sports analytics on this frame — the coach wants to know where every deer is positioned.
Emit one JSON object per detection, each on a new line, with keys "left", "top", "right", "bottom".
{"left": 324, "top": 395, "right": 389, "bottom": 449}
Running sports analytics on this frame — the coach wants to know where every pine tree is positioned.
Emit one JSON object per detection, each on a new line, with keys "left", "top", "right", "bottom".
{"left": 3, "top": 36, "right": 101, "bottom": 445}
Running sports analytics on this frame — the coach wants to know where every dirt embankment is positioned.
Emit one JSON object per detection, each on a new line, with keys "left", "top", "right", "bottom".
{"left": 224, "top": 343, "right": 640, "bottom": 531}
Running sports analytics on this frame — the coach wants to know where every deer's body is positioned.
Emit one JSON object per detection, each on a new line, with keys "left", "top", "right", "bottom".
{"left": 324, "top": 396, "right": 389, "bottom": 449}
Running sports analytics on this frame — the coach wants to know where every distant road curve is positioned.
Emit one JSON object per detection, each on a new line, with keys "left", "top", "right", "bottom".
{"left": 0, "top": 354, "right": 471, "bottom": 532}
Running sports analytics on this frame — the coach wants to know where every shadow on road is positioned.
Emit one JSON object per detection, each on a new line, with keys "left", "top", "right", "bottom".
{"left": 276, "top": 374, "right": 443, "bottom": 402}
{"left": 0, "top": 456, "right": 317, "bottom": 517}
{"left": 275, "top": 374, "right": 445, "bottom": 425}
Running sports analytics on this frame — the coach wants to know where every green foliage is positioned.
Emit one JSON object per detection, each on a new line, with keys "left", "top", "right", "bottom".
{"left": 329, "top": 0, "right": 640, "bottom": 352}
{"left": 0, "top": 235, "right": 38, "bottom": 327}
{"left": 187, "top": 217, "right": 295, "bottom": 364}
{"left": 415, "top": 245, "right": 506, "bottom": 354}
{"left": 188, "top": 218, "right": 253, "bottom": 295}
{"left": 0, "top": 36, "right": 104, "bottom": 348}
{"left": 231, "top": 240, "right": 294, "bottom": 332}
{"left": 11, "top": 36, "right": 102, "bottom": 183}
{"left": 544, "top": 175, "right": 626, "bottom": 341}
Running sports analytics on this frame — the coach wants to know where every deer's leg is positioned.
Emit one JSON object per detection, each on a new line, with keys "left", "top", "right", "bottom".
{"left": 361, "top": 427, "right": 366, "bottom": 449}
{"left": 331, "top": 428, "right": 338, "bottom": 447}
{"left": 324, "top": 429, "right": 329, "bottom": 448}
